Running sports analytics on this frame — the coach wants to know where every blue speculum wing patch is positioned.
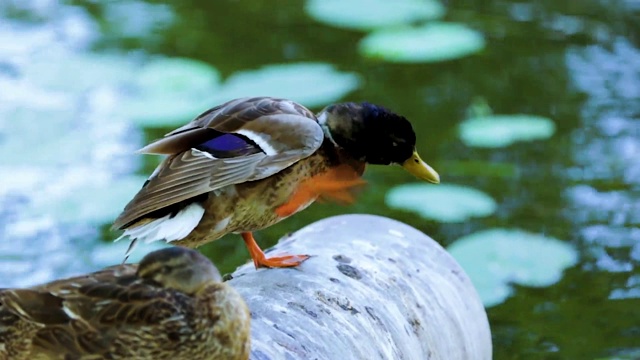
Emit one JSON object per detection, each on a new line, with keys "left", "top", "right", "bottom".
{"left": 195, "top": 133, "right": 262, "bottom": 158}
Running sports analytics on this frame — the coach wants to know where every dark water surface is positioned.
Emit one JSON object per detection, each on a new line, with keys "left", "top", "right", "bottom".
{"left": 1, "top": 0, "right": 639, "bottom": 358}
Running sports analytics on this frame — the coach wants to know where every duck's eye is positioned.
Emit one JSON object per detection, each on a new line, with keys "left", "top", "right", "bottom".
{"left": 160, "top": 265, "right": 172, "bottom": 274}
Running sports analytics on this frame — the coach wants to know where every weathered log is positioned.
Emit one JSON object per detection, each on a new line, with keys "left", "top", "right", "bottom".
{"left": 227, "top": 214, "right": 491, "bottom": 360}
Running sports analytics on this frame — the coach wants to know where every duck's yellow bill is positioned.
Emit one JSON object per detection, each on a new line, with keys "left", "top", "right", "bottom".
{"left": 402, "top": 151, "right": 440, "bottom": 184}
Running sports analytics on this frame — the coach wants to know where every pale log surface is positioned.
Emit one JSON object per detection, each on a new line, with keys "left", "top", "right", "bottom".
{"left": 227, "top": 214, "right": 492, "bottom": 360}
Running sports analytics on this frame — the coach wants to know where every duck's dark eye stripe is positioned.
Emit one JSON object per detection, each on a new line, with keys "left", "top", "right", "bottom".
{"left": 195, "top": 133, "right": 262, "bottom": 158}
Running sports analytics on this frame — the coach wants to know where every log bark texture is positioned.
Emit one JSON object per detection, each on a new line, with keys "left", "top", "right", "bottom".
{"left": 227, "top": 214, "right": 492, "bottom": 360}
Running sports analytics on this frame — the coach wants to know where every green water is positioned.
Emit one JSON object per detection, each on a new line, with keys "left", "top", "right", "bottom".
{"left": 1, "top": 0, "right": 639, "bottom": 358}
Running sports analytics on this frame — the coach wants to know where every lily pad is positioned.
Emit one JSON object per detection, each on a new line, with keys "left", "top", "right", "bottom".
{"left": 385, "top": 183, "right": 496, "bottom": 222}
{"left": 119, "top": 57, "right": 221, "bottom": 127}
{"left": 305, "top": 0, "right": 445, "bottom": 31}
{"left": 359, "top": 23, "right": 485, "bottom": 63}
{"left": 448, "top": 228, "right": 578, "bottom": 307}
{"left": 459, "top": 114, "right": 556, "bottom": 148}
{"left": 213, "top": 63, "right": 360, "bottom": 108}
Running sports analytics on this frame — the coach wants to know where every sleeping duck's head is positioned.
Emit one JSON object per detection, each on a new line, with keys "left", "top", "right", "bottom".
{"left": 319, "top": 102, "right": 440, "bottom": 184}
{"left": 137, "top": 247, "right": 222, "bottom": 295}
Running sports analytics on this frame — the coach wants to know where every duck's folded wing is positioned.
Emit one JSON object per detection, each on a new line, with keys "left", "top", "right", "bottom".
{"left": 0, "top": 289, "right": 69, "bottom": 325}
{"left": 0, "top": 277, "right": 185, "bottom": 358}
{"left": 113, "top": 97, "right": 324, "bottom": 229}
{"left": 0, "top": 265, "right": 139, "bottom": 326}
{"left": 138, "top": 97, "right": 319, "bottom": 155}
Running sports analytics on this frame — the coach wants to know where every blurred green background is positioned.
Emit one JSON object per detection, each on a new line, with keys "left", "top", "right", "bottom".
{"left": 0, "top": 0, "right": 639, "bottom": 358}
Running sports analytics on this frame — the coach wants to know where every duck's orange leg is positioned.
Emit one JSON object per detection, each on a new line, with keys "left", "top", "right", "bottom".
{"left": 242, "top": 232, "right": 310, "bottom": 268}
{"left": 275, "top": 164, "right": 367, "bottom": 218}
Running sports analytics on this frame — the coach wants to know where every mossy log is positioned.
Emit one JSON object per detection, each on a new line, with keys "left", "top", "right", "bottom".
{"left": 227, "top": 214, "right": 491, "bottom": 360}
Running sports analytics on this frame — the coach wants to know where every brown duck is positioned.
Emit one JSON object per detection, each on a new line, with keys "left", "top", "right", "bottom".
{"left": 113, "top": 97, "right": 440, "bottom": 268}
{"left": 0, "top": 247, "right": 250, "bottom": 360}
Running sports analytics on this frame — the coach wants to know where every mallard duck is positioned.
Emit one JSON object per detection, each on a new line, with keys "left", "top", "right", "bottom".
{"left": 113, "top": 97, "right": 439, "bottom": 268}
{"left": 0, "top": 247, "right": 250, "bottom": 360}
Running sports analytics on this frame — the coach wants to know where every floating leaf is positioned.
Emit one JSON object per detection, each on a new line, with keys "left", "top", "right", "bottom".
{"left": 385, "top": 183, "right": 496, "bottom": 222}
{"left": 359, "top": 23, "right": 485, "bottom": 63}
{"left": 120, "top": 57, "right": 221, "bottom": 127}
{"left": 448, "top": 228, "right": 578, "bottom": 307}
{"left": 459, "top": 114, "right": 556, "bottom": 148}
{"left": 305, "top": 0, "right": 445, "bottom": 31}
{"left": 213, "top": 63, "right": 360, "bottom": 108}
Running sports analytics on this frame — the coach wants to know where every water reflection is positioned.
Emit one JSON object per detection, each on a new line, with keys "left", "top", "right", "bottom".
{"left": 0, "top": 0, "right": 639, "bottom": 358}
{"left": 565, "top": 39, "right": 640, "bottom": 288}
{"left": 0, "top": 1, "right": 155, "bottom": 287}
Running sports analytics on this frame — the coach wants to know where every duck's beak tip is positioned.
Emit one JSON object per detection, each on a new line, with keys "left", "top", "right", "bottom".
{"left": 428, "top": 171, "right": 440, "bottom": 184}
{"left": 402, "top": 151, "right": 440, "bottom": 184}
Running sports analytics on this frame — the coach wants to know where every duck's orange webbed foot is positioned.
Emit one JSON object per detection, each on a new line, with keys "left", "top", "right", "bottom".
{"left": 275, "top": 164, "right": 366, "bottom": 218}
{"left": 241, "top": 232, "right": 310, "bottom": 269}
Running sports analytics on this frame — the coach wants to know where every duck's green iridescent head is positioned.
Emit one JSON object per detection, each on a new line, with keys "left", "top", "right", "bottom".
{"left": 320, "top": 102, "right": 440, "bottom": 184}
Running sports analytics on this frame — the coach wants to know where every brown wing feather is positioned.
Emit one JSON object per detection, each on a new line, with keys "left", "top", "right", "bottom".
{"left": 139, "top": 97, "right": 316, "bottom": 155}
{"left": 30, "top": 264, "right": 138, "bottom": 293}
{"left": 1, "top": 266, "right": 189, "bottom": 358}
{"left": 188, "top": 96, "right": 316, "bottom": 132}
{"left": 0, "top": 290, "right": 68, "bottom": 325}
{"left": 32, "top": 285, "right": 189, "bottom": 358}
{"left": 113, "top": 150, "right": 265, "bottom": 228}
{"left": 0, "top": 265, "right": 138, "bottom": 324}
{"left": 113, "top": 97, "right": 324, "bottom": 229}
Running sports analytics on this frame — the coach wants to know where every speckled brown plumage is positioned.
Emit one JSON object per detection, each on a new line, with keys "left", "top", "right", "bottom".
{"left": 182, "top": 143, "right": 363, "bottom": 248}
{"left": 113, "top": 96, "right": 440, "bottom": 268}
{"left": 0, "top": 247, "right": 250, "bottom": 360}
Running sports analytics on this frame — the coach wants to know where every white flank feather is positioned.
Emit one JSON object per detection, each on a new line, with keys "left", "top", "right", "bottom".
{"left": 317, "top": 111, "right": 328, "bottom": 125}
{"left": 236, "top": 129, "right": 277, "bottom": 155}
{"left": 117, "top": 203, "right": 205, "bottom": 258}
